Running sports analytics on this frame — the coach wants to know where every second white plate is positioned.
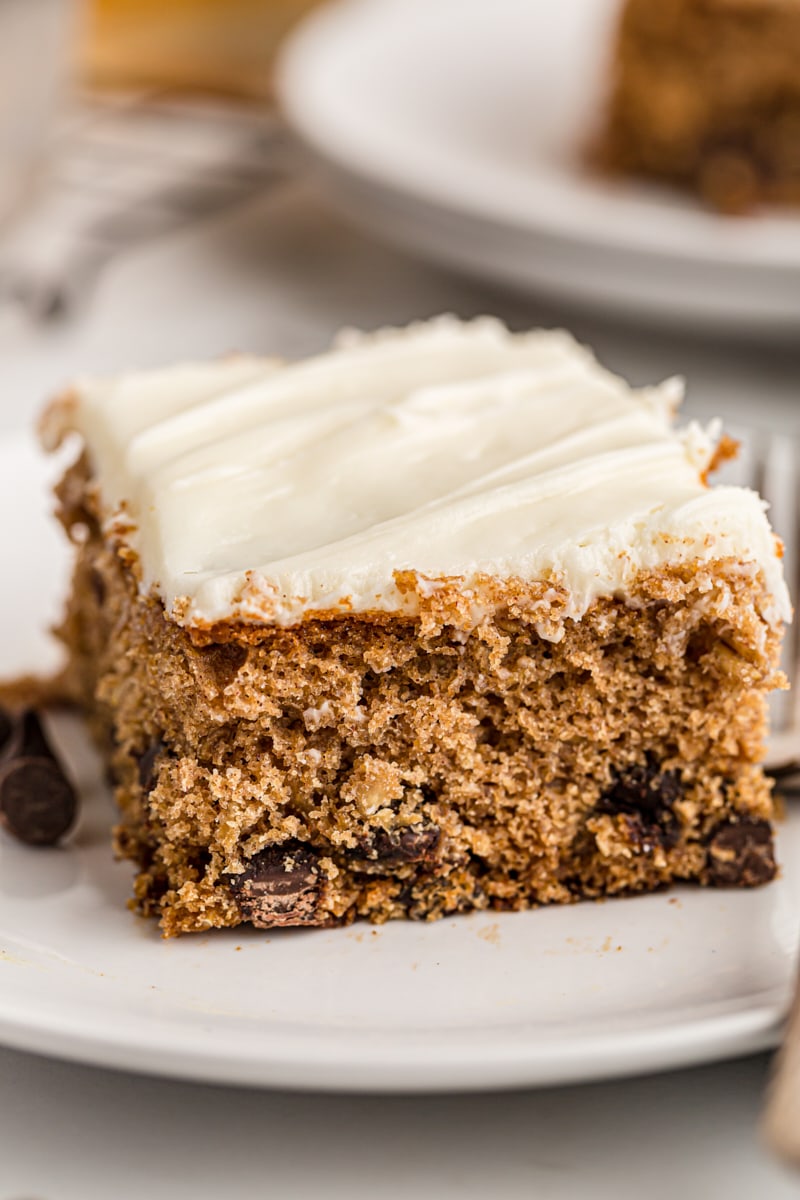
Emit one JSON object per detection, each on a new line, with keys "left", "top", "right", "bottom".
{"left": 277, "top": 0, "right": 800, "bottom": 336}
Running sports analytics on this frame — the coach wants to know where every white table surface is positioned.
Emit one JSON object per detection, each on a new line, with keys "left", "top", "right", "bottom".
{"left": 0, "top": 179, "right": 798, "bottom": 1198}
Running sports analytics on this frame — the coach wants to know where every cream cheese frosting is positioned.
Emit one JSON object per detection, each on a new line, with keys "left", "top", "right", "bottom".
{"left": 42, "top": 316, "right": 790, "bottom": 631}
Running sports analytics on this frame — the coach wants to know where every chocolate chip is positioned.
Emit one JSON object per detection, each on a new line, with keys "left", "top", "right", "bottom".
{"left": 600, "top": 760, "right": 681, "bottom": 816}
{"left": 358, "top": 825, "right": 441, "bottom": 867}
{"left": 0, "top": 710, "right": 77, "bottom": 846}
{"left": 229, "top": 841, "right": 322, "bottom": 928}
{"left": 706, "top": 817, "right": 776, "bottom": 888}
{"left": 137, "top": 737, "right": 164, "bottom": 792}
{"left": 0, "top": 757, "right": 76, "bottom": 845}
{"left": 598, "top": 758, "right": 682, "bottom": 847}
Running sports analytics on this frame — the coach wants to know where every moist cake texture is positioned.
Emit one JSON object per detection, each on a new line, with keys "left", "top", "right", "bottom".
{"left": 597, "top": 0, "right": 800, "bottom": 212}
{"left": 43, "top": 317, "right": 790, "bottom": 935}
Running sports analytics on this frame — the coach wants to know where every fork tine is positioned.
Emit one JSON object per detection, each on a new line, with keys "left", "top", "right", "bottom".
{"left": 714, "top": 423, "right": 798, "bottom": 768}
{"left": 760, "top": 432, "right": 798, "bottom": 735}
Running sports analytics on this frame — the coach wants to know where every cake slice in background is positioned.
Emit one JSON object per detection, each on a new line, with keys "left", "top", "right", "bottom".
{"left": 81, "top": 0, "right": 326, "bottom": 99}
{"left": 596, "top": 0, "right": 800, "bottom": 213}
{"left": 41, "top": 317, "right": 790, "bottom": 935}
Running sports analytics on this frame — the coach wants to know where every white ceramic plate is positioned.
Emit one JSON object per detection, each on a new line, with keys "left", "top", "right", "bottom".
{"left": 277, "top": 0, "right": 800, "bottom": 337}
{"left": 0, "top": 432, "right": 797, "bottom": 1092}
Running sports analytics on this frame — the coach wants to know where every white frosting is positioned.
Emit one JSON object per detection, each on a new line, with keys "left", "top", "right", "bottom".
{"left": 43, "top": 316, "right": 790, "bottom": 631}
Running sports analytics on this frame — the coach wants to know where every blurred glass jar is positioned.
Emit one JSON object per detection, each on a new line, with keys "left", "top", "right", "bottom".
{"left": 82, "top": 0, "right": 327, "bottom": 100}
{"left": 0, "top": 0, "right": 71, "bottom": 226}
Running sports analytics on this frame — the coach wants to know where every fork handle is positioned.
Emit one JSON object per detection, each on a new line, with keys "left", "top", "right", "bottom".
{"left": 763, "top": 969, "right": 800, "bottom": 1164}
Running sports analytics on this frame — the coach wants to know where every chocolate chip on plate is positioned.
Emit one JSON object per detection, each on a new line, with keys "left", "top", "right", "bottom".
{"left": 0, "top": 708, "right": 77, "bottom": 846}
{"left": 0, "top": 758, "right": 76, "bottom": 846}
{"left": 229, "top": 841, "right": 323, "bottom": 928}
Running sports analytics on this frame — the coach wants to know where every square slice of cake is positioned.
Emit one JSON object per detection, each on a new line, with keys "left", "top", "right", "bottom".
{"left": 42, "top": 317, "right": 789, "bottom": 935}
{"left": 597, "top": 0, "right": 800, "bottom": 212}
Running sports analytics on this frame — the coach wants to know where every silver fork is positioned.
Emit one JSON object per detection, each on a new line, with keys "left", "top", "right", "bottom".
{"left": 714, "top": 423, "right": 800, "bottom": 774}
{"left": 0, "top": 91, "right": 295, "bottom": 321}
{"left": 726, "top": 425, "right": 800, "bottom": 1162}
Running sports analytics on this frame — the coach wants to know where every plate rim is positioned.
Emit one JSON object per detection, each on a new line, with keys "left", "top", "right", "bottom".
{"left": 0, "top": 922, "right": 785, "bottom": 1092}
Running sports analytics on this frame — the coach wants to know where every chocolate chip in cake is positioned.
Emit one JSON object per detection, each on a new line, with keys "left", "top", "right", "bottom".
{"left": 229, "top": 841, "right": 322, "bottom": 927}
{"left": 706, "top": 817, "right": 776, "bottom": 888}
{"left": 359, "top": 825, "right": 441, "bottom": 866}
{"left": 137, "top": 737, "right": 165, "bottom": 792}
{"left": 0, "top": 758, "right": 77, "bottom": 846}
{"left": 600, "top": 759, "right": 681, "bottom": 816}
{"left": 598, "top": 758, "right": 682, "bottom": 848}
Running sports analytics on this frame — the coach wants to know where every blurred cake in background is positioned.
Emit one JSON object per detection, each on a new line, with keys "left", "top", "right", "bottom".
{"left": 597, "top": 0, "right": 800, "bottom": 213}
{"left": 82, "top": 0, "right": 326, "bottom": 99}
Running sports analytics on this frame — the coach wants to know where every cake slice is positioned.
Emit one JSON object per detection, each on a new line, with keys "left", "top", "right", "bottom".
{"left": 42, "top": 317, "right": 789, "bottom": 935}
{"left": 597, "top": 0, "right": 800, "bottom": 212}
